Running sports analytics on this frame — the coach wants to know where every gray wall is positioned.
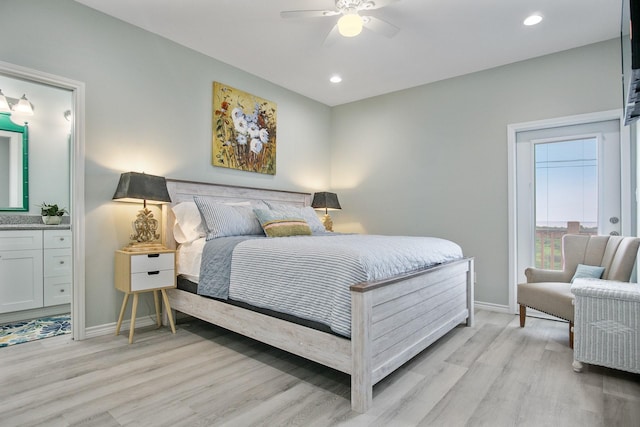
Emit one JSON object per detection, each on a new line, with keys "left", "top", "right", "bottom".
{"left": 0, "top": 0, "right": 624, "bottom": 327}
{"left": 330, "top": 39, "right": 622, "bottom": 306}
{"left": 1, "top": 0, "right": 332, "bottom": 327}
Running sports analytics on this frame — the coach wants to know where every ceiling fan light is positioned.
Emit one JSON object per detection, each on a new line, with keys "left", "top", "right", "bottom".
{"left": 338, "top": 13, "right": 363, "bottom": 37}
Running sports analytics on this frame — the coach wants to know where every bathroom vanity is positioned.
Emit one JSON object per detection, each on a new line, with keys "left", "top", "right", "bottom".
{"left": 0, "top": 224, "right": 71, "bottom": 314}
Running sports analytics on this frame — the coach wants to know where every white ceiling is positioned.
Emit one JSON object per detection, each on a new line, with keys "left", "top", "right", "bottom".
{"left": 74, "top": 0, "right": 622, "bottom": 106}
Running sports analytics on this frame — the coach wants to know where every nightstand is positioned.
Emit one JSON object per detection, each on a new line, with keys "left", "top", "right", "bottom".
{"left": 114, "top": 249, "right": 177, "bottom": 343}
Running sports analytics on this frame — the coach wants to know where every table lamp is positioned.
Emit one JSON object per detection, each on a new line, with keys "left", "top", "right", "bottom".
{"left": 311, "top": 191, "right": 341, "bottom": 232}
{"left": 112, "top": 172, "right": 171, "bottom": 251}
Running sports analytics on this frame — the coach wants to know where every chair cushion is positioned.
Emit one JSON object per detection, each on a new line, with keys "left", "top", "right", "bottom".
{"left": 570, "top": 264, "right": 605, "bottom": 283}
{"left": 517, "top": 282, "right": 574, "bottom": 321}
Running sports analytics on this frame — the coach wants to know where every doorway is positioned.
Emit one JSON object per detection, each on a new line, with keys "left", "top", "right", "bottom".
{"left": 0, "top": 60, "right": 86, "bottom": 340}
{"left": 508, "top": 110, "right": 631, "bottom": 313}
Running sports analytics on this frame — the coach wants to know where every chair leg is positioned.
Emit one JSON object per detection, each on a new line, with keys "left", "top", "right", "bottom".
{"left": 569, "top": 322, "right": 574, "bottom": 349}
{"left": 519, "top": 305, "right": 526, "bottom": 327}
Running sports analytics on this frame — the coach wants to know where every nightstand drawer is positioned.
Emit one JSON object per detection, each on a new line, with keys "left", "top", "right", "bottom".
{"left": 131, "top": 269, "right": 175, "bottom": 291}
{"left": 114, "top": 248, "right": 177, "bottom": 343}
{"left": 130, "top": 253, "right": 174, "bottom": 273}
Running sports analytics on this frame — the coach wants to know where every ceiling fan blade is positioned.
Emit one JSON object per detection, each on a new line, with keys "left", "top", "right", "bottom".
{"left": 280, "top": 10, "right": 340, "bottom": 19}
{"left": 359, "top": 0, "right": 401, "bottom": 11}
{"left": 322, "top": 24, "right": 341, "bottom": 47}
{"left": 362, "top": 15, "right": 399, "bottom": 38}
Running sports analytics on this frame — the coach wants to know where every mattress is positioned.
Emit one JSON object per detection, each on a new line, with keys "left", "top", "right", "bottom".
{"left": 183, "top": 233, "right": 463, "bottom": 337}
{"left": 176, "top": 237, "right": 206, "bottom": 283}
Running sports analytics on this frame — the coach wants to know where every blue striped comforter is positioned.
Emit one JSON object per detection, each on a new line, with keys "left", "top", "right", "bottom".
{"left": 199, "top": 234, "right": 463, "bottom": 338}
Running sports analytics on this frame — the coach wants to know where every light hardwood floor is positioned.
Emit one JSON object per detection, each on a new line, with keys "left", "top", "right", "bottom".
{"left": 1, "top": 310, "right": 639, "bottom": 426}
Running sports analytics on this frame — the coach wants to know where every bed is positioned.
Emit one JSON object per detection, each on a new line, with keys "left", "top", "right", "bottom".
{"left": 161, "top": 179, "right": 475, "bottom": 413}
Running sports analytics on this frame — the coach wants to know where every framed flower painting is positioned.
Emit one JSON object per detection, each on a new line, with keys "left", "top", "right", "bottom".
{"left": 212, "top": 82, "right": 277, "bottom": 175}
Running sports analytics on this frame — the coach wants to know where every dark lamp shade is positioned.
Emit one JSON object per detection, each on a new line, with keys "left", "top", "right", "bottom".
{"left": 311, "top": 192, "right": 341, "bottom": 210}
{"left": 112, "top": 172, "right": 171, "bottom": 204}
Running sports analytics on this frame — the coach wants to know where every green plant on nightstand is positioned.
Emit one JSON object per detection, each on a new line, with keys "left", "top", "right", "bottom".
{"left": 38, "top": 202, "right": 68, "bottom": 225}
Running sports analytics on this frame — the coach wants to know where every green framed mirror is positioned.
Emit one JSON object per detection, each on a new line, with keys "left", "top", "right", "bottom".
{"left": 0, "top": 112, "right": 28, "bottom": 211}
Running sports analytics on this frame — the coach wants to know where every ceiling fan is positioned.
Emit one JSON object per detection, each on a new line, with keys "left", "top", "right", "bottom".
{"left": 280, "top": 0, "right": 400, "bottom": 44}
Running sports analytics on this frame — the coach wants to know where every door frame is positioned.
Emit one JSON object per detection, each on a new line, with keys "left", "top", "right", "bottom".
{"left": 507, "top": 109, "right": 630, "bottom": 314}
{"left": 0, "top": 60, "right": 86, "bottom": 340}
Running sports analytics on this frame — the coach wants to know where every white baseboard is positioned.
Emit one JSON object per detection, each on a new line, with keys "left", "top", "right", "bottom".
{"left": 83, "top": 316, "right": 158, "bottom": 339}
{"left": 0, "top": 304, "right": 70, "bottom": 325}
{"left": 474, "top": 301, "right": 514, "bottom": 314}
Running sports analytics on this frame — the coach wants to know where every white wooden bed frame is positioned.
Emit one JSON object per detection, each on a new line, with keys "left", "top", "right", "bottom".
{"left": 161, "top": 179, "right": 475, "bottom": 413}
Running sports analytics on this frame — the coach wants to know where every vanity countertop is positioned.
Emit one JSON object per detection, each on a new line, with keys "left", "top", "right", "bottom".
{"left": 0, "top": 224, "right": 71, "bottom": 231}
{"left": 0, "top": 215, "right": 71, "bottom": 231}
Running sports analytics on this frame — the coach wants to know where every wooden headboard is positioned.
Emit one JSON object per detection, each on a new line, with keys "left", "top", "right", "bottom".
{"left": 161, "top": 179, "right": 312, "bottom": 249}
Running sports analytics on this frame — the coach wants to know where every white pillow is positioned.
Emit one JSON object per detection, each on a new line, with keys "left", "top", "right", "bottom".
{"left": 172, "top": 202, "right": 206, "bottom": 244}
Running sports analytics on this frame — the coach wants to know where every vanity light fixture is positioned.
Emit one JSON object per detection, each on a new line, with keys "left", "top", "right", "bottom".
{"left": 13, "top": 95, "right": 34, "bottom": 115}
{"left": 113, "top": 172, "right": 172, "bottom": 251}
{"left": 0, "top": 90, "right": 10, "bottom": 111}
{"left": 0, "top": 90, "right": 34, "bottom": 115}
{"left": 330, "top": 75, "right": 343, "bottom": 83}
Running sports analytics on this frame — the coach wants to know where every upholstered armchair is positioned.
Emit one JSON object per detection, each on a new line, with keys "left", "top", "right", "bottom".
{"left": 517, "top": 234, "right": 640, "bottom": 348}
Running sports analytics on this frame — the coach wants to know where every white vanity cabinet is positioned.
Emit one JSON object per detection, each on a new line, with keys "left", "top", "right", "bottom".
{"left": 0, "top": 230, "right": 44, "bottom": 313}
{"left": 43, "top": 230, "right": 72, "bottom": 306}
{"left": 0, "top": 229, "right": 72, "bottom": 314}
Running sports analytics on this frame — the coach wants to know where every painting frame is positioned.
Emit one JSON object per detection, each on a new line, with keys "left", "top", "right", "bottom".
{"left": 212, "top": 82, "right": 277, "bottom": 175}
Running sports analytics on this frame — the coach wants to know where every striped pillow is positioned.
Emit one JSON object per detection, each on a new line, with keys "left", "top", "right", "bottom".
{"left": 254, "top": 208, "right": 312, "bottom": 238}
{"left": 263, "top": 202, "right": 325, "bottom": 233}
{"left": 194, "top": 196, "right": 264, "bottom": 239}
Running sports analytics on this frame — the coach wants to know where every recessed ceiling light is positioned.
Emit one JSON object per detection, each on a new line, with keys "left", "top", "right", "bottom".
{"left": 524, "top": 14, "right": 543, "bottom": 26}
{"left": 330, "top": 75, "right": 342, "bottom": 83}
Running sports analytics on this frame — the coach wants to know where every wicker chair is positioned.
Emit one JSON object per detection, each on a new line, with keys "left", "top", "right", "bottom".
{"left": 517, "top": 234, "right": 640, "bottom": 348}
{"left": 571, "top": 278, "right": 640, "bottom": 373}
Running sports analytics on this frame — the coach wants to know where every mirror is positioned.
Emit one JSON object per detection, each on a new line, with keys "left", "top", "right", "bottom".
{"left": 0, "top": 112, "right": 28, "bottom": 211}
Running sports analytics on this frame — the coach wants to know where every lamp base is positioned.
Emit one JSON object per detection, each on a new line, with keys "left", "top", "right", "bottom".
{"left": 122, "top": 242, "right": 168, "bottom": 252}
{"left": 131, "top": 207, "right": 161, "bottom": 243}
{"left": 322, "top": 214, "right": 334, "bottom": 232}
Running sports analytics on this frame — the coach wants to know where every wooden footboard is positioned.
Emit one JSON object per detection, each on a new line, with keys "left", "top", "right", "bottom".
{"left": 166, "top": 257, "right": 474, "bottom": 413}
{"left": 350, "top": 257, "right": 474, "bottom": 412}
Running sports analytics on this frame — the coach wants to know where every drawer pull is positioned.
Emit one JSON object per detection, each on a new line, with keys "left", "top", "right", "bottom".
{"left": 60, "top": 289, "right": 65, "bottom": 293}
{"left": 59, "top": 237, "right": 65, "bottom": 241}
{"left": 147, "top": 271, "right": 160, "bottom": 275}
{"left": 59, "top": 261, "right": 65, "bottom": 265}
{"left": 147, "top": 254, "right": 160, "bottom": 258}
